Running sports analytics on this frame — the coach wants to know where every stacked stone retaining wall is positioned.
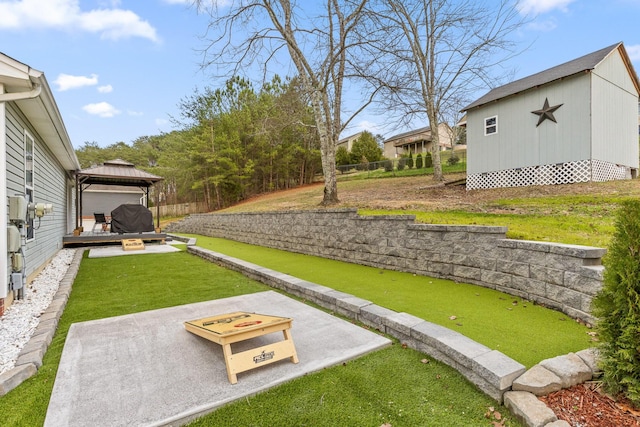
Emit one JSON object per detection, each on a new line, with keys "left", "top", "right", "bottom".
{"left": 167, "top": 209, "right": 605, "bottom": 323}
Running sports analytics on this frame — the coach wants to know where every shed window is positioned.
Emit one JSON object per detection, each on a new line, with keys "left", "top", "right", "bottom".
{"left": 484, "top": 116, "right": 497, "bottom": 135}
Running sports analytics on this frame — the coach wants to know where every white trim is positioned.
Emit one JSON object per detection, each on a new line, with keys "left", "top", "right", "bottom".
{"left": 24, "top": 130, "right": 35, "bottom": 241}
{"left": 0, "top": 84, "right": 7, "bottom": 299}
{"left": 484, "top": 115, "right": 498, "bottom": 136}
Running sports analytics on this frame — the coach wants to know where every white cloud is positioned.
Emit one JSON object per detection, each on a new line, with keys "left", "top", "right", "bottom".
{"left": 155, "top": 118, "right": 169, "bottom": 126}
{"left": 516, "top": 0, "right": 576, "bottom": 15}
{"left": 54, "top": 73, "right": 98, "bottom": 91}
{"left": 0, "top": 0, "right": 159, "bottom": 42}
{"left": 82, "top": 102, "right": 121, "bottom": 118}
{"left": 627, "top": 45, "right": 640, "bottom": 63}
{"left": 526, "top": 18, "right": 558, "bottom": 32}
{"left": 97, "top": 85, "right": 113, "bottom": 93}
{"left": 353, "top": 120, "right": 381, "bottom": 134}
{"left": 127, "top": 110, "right": 144, "bottom": 116}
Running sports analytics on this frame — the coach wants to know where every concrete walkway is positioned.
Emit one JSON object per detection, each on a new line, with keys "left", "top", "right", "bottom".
{"left": 44, "top": 291, "right": 391, "bottom": 427}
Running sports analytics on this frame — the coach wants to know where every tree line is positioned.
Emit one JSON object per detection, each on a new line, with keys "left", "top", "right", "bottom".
{"left": 76, "top": 76, "right": 323, "bottom": 211}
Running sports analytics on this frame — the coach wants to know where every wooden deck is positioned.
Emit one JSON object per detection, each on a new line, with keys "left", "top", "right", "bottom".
{"left": 63, "top": 231, "right": 167, "bottom": 247}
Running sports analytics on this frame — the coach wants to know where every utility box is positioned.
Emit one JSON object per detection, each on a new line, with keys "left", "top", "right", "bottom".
{"left": 11, "top": 272, "right": 24, "bottom": 290}
{"left": 7, "top": 225, "right": 21, "bottom": 252}
{"left": 9, "top": 196, "right": 27, "bottom": 222}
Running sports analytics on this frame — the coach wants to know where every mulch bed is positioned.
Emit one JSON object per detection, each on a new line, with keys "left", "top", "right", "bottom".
{"left": 539, "top": 382, "right": 640, "bottom": 426}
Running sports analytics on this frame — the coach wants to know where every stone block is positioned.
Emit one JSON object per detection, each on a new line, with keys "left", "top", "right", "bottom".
{"left": 511, "top": 276, "right": 546, "bottom": 297}
{"left": 16, "top": 347, "right": 44, "bottom": 369}
{"left": 0, "top": 364, "right": 37, "bottom": 396}
{"left": 384, "top": 312, "right": 425, "bottom": 337}
{"left": 512, "top": 365, "right": 562, "bottom": 396}
{"left": 563, "top": 271, "right": 603, "bottom": 296}
{"left": 472, "top": 350, "right": 526, "bottom": 392}
{"left": 545, "top": 286, "right": 582, "bottom": 310}
{"left": 452, "top": 265, "right": 482, "bottom": 281}
{"left": 359, "top": 304, "right": 396, "bottom": 331}
{"left": 481, "top": 270, "right": 512, "bottom": 287}
{"left": 539, "top": 353, "right": 592, "bottom": 388}
{"left": 530, "top": 265, "right": 565, "bottom": 286}
{"left": 496, "top": 259, "right": 530, "bottom": 278}
{"left": 334, "top": 295, "right": 372, "bottom": 315}
{"left": 503, "top": 391, "right": 557, "bottom": 427}
{"left": 575, "top": 348, "right": 600, "bottom": 374}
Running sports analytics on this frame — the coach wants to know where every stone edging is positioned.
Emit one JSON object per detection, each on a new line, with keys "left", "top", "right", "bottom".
{"left": 184, "top": 241, "right": 601, "bottom": 426}
{"left": 0, "top": 249, "right": 84, "bottom": 396}
{"left": 506, "top": 349, "right": 599, "bottom": 427}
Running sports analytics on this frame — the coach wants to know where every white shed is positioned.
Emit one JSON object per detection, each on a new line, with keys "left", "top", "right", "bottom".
{"left": 462, "top": 42, "right": 640, "bottom": 190}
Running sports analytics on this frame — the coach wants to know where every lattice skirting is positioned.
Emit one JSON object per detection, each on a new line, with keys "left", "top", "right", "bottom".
{"left": 467, "top": 159, "right": 632, "bottom": 190}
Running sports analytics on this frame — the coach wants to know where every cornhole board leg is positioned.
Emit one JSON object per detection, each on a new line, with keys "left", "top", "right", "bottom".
{"left": 224, "top": 335, "right": 298, "bottom": 384}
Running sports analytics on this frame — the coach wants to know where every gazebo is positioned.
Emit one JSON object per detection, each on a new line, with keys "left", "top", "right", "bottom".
{"left": 64, "top": 159, "right": 165, "bottom": 246}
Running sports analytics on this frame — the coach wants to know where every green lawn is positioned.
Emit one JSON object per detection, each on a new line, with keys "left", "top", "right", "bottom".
{"left": 0, "top": 250, "right": 521, "bottom": 426}
{"left": 186, "top": 235, "right": 593, "bottom": 368}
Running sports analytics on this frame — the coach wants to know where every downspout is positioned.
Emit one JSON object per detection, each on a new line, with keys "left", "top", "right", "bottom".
{"left": 1, "top": 83, "right": 7, "bottom": 301}
{"left": 0, "top": 83, "right": 42, "bottom": 302}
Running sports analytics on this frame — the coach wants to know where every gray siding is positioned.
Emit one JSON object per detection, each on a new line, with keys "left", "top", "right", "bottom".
{"left": 591, "top": 50, "right": 639, "bottom": 168}
{"left": 6, "top": 103, "right": 71, "bottom": 278}
{"left": 468, "top": 73, "right": 591, "bottom": 174}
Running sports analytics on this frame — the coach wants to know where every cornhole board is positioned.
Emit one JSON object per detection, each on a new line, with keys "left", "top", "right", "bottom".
{"left": 184, "top": 311, "right": 299, "bottom": 384}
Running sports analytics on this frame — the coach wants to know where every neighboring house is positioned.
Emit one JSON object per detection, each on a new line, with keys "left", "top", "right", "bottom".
{"left": 383, "top": 123, "right": 453, "bottom": 159}
{"left": 462, "top": 42, "right": 640, "bottom": 190}
{"left": 1, "top": 53, "right": 80, "bottom": 315}
{"left": 336, "top": 131, "right": 364, "bottom": 152}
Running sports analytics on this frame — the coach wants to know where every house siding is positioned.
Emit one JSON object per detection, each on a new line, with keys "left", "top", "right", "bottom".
{"left": 591, "top": 50, "right": 639, "bottom": 169}
{"left": 6, "top": 103, "right": 70, "bottom": 279}
{"left": 467, "top": 74, "right": 591, "bottom": 175}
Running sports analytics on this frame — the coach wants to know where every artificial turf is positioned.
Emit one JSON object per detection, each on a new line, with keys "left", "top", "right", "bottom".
{"left": 184, "top": 235, "right": 593, "bottom": 368}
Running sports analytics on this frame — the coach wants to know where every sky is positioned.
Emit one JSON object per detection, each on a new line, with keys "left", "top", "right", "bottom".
{"left": 0, "top": 0, "right": 639, "bottom": 148}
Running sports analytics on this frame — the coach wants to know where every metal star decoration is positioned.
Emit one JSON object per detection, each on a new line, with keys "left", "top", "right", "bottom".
{"left": 531, "top": 98, "right": 563, "bottom": 126}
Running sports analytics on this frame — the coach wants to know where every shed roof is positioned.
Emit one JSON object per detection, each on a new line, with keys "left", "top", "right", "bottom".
{"left": 462, "top": 42, "right": 640, "bottom": 111}
{"left": 77, "top": 159, "right": 163, "bottom": 187}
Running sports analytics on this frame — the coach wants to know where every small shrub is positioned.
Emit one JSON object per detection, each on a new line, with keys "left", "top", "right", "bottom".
{"left": 416, "top": 153, "right": 423, "bottom": 169}
{"left": 407, "top": 153, "right": 414, "bottom": 169}
{"left": 397, "top": 157, "right": 406, "bottom": 171}
{"left": 424, "top": 152, "right": 433, "bottom": 168}
{"left": 447, "top": 153, "right": 460, "bottom": 166}
{"left": 383, "top": 159, "right": 393, "bottom": 172}
{"left": 593, "top": 200, "right": 640, "bottom": 406}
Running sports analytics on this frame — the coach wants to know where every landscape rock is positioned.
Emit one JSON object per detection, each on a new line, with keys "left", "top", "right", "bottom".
{"left": 539, "top": 353, "right": 592, "bottom": 388}
{"left": 544, "top": 420, "right": 571, "bottom": 427}
{"left": 575, "top": 348, "right": 600, "bottom": 374}
{"left": 0, "top": 364, "right": 36, "bottom": 396}
{"left": 512, "top": 364, "right": 562, "bottom": 396}
{"left": 503, "top": 391, "right": 557, "bottom": 427}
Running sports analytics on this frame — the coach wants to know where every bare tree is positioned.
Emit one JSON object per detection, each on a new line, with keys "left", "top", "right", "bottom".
{"left": 192, "top": 0, "right": 376, "bottom": 205}
{"left": 368, "top": 0, "right": 523, "bottom": 182}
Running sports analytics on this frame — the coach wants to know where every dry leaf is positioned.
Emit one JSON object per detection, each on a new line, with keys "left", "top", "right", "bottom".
{"left": 449, "top": 315, "right": 457, "bottom": 320}
{"left": 420, "top": 359, "right": 429, "bottom": 364}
